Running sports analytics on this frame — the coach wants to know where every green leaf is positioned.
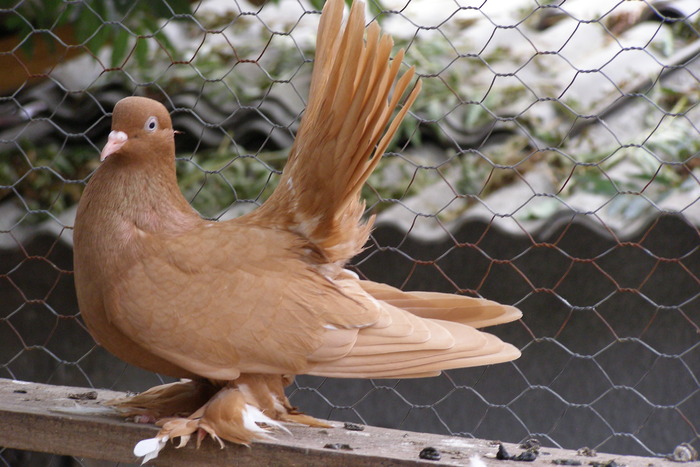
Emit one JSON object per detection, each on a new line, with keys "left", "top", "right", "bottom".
{"left": 148, "top": 0, "right": 193, "bottom": 19}
{"left": 3, "top": 12, "right": 26, "bottom": 33}
{"left": 20, "top": 29, "right": 37, "bottom": 58}
{"left": 134, "top": 36, "right": 150, "bottom": 69}
{"left": 87, "top": 23, "right": 111, "bottom": 57}
{"left": 367, "top": 0, "right": 385, "bottom": 19}
{"left": 113, "top": 0, "right": 136, "bottom": 17}
{"left": 308, "top": 0, "right": 324, "bottom": 10}
{"left": 75, "top": 4, "right": 102, "bottom": 50}
{"left": 165, "top": 0, "right": 194, "bottom": 16}
{"left": 51, "top": 2, "right": 75, "bottom": 29}
{"left": 110, "top": 26, "right": 132, "bottom": 67}
{"left": 148, "top": 0, "right": 175, "bottom": 20}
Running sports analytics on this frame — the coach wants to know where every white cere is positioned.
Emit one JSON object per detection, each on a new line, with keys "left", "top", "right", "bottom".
{"left": 144, "top": 116, "right": 158, "bottom": 132}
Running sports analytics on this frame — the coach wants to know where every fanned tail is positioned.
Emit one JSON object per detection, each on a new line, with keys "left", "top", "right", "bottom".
{"left": 249, "top": 0, "right": 421, "bottom": 264}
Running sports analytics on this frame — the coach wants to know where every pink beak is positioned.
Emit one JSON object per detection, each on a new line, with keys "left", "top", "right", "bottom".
{"left": 100, "top": 130, "right": 128, "bottom": 161}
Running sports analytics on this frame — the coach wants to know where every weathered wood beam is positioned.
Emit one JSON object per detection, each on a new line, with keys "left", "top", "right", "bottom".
{"left": 0, "top": 378, "right": 679, "bottom": 466}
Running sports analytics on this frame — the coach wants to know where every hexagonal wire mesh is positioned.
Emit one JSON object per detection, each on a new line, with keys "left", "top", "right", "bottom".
{"left": 0, "top": 0, "right": 698, "bottom": 465}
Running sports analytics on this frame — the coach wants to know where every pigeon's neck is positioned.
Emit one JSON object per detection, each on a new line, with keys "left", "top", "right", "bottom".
{"left": 81, "top": 156, "right": 201, "bottom": 239}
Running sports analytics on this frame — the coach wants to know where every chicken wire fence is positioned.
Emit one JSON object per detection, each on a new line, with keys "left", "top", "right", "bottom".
{"left": 0, "top": 0, "right": 699, "bottom": 465}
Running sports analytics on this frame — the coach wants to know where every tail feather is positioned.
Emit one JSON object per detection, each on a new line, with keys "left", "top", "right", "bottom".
{"left": 243, "top": 0, "right": 521, "bottom": 381}
{"left": 250, "top": 0, "right": 421, "bottom": 264}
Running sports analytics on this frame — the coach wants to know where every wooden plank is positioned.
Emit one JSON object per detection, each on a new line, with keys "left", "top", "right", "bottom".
{"left": 0, "top": 378, "right": 681, "bottom": 466}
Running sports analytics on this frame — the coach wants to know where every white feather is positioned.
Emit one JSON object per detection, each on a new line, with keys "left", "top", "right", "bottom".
{"left": 342, "top": 268, "right": 360, "bottom": 279}
{"left": 242, "top": 404, "right": 291, "bottom": 435}
{"left": 272, "top": 395, "right": 287, "bottom": 414}
{"left": 237, "top": 383, "right": 253, "bottom": 401}
{"left": 470, "top": 455, "right": 487, "bottom": 467}
{"left": 133, "top": 436, "right": 168, "bottom": 464}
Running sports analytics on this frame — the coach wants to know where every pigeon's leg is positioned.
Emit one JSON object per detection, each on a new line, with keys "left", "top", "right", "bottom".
{"left": 131, "top": 374, "right": 330, "bottom": 463}
{"left": 132, "top": 382, "right": 285, "bottom": 463}
{"left": 233, "top": 374, "right": 331, "bottom": 428}
{"left": 107, "top": 379, "right": 219, "bottom": 423}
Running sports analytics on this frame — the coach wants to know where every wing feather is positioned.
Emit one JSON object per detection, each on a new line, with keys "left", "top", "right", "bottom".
{"left": 106, "top": 221, "right": 520, "bottom": 381}
{"left": 107, "top": 223, "right": 379, "bottom": 380}
{"left": 358, "top": 280, "right": 522, "bottom": 328}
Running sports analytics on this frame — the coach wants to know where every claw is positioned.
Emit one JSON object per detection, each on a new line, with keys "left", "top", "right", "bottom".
{"left": 196, "top": 423, "right": 225, "bottom": 449}
{"left": 175, "top": 433, "right": 191, "bottom": 449}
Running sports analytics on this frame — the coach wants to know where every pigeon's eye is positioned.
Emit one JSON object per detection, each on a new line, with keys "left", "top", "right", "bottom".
{"left": 145, "top": 116, "right": 158, "bottom": 132}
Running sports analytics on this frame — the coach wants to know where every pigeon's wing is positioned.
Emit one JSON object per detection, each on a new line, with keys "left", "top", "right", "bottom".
{"left": 357, "top": 280, "right": 522, "bottom": 328}
{"left": 307, "top": 277, "right": 521, "bottom": 378}
{"left": 106, "top": 221, "right": 519, "bottom": 381}
{"left": 104, "top": 221, "right": 379, "bottom": 380}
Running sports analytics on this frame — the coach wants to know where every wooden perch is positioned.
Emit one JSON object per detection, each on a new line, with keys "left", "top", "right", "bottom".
{"left": 0, "top": 378, "right": 679, "bottom": 466}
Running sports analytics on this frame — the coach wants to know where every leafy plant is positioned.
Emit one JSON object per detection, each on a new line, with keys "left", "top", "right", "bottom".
{"left": 0, "top": 142, "right": 97, "bottom": 222}
{"left": 1, "top": 0, "right": 193, "bottom": 68}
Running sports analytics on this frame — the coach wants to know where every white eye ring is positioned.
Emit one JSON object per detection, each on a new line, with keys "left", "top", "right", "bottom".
{"left": 145, "top": 116, "right": 158, "bottom": 132}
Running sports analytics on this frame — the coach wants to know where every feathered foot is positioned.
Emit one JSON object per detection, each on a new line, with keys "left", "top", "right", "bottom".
{"left": 133, "top": 383, "right": 286, "bottom": 464}
{"left": 107, "top": 379, "right": 219, "bottom": 423}
{"left": 133, "top": 374, "right": 330, "bottom": 463}
{"left": 234, "top": 374, "right": 331, "bottom": 428}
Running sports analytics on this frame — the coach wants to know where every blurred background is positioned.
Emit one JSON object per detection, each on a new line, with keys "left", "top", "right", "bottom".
{"left": 0, "top": 0, "right": 698, "bottom": 465}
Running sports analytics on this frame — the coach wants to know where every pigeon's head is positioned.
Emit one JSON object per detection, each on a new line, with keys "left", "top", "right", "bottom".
{"left": 100, "top": 96, "right": 176, "bottom": 162}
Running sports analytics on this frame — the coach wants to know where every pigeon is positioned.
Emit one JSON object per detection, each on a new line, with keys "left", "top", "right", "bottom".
{"left": 73, "top": 0, "right": 521, "bottom": 462}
